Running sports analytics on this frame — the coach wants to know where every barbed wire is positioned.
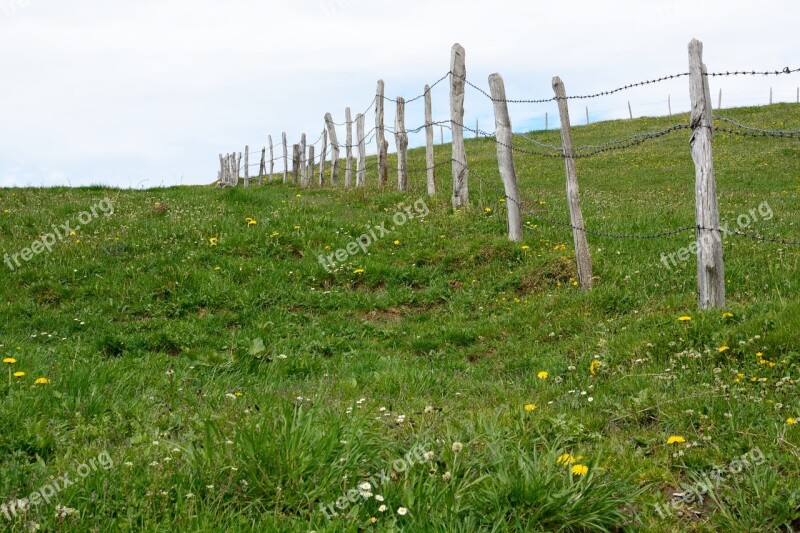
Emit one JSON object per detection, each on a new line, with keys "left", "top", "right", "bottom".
{"left": 381, "top": 71, "right": 451, "bottom": 104}
{"left": 707, "top": 67, "right": 800, "bottom": 77}
{"left": 714, "top": 117, "right": 800, "bottom": 138}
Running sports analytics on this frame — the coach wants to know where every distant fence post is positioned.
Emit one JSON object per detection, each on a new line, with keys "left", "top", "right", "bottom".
{"left": 440, "top": 125, "right": 444, "bottom": 145}
{"left": 300, "top": 134, "right": 307, "bottom": 186}
{"left": 244, "top": 146, "right": 250, "bottom": 187}
{"left": 292, "top": 144, "right": 301, "bottom": 184}
{"left": 319, "top": 128, "right": 328, "bottom": 187}
{"left": 450, "top": 43, "right": 469, "bottom": 208}
{"left": 345, "top": 107, "right": 353, "bottom": 188}
{"left": 553, "top": 76, "right": 594, "bottom": 290}
{"left": 325, "top": 113, "right": 340, "bottom": 186}
{"left": 282, "top": 133, "right": 288, "bottom": 183}
{"left": 259, "top": 147, "right": 266, "bottom": 186}
{"left": 268, "top": 135, "right": 274, "bottom": 183}
{"left": 309, "top": 144, "right": 316, "bottom": 188}
{"left": 396, "top": 97, "right": 408, "bottom": 192}
{"left": 219, "top": 154, "right": 225, "bottom": 185}
{"left": 376, "top": 80, "right": 388, "bottom": 187}
{"left": 718, "top": 88, "right": 722, "bottom": 110}
{"left": 488, "top": 73, "right": 523, "bottom": 242}
{"left": 668, "top": 94, "right": 672, "bottom": 116}
{"left": 628, "top": 101, "right": 633, "bottom": 120}
{"left": 689, "top": 38, "right": 725, "bottom": 309}
{"left": 424, "top": 84, "right": 436, "bottom": 195}
{"left": 356, "top": 113, "right": 366, "bottom": 187}
{"left": 545, "top": 112, "right": 548, "bottom": 131}
{"left": 585, "top": 106, "right": 590, "bottom": 125}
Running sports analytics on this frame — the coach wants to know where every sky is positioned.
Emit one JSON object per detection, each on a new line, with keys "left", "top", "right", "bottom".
{"left": 1, "top": 0, "right": 799, "bottom": 188}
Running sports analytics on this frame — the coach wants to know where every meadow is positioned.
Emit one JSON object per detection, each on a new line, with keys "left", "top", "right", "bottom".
{"left": 1, "top": 103, "right": 799, "bottom": 532}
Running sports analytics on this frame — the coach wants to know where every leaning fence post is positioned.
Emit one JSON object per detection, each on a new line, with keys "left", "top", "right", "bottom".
{"left": 345, "top": 107, "right": 353, "bottom": 188}
{"left": 282, "top": 133, "right": 289, "bottom": 183}
{"left": 424, "top": 84, "right": 436, "bottom": 195}
{"left": 356, "top": 113, "right": 366, "bottom": 187}
{"left": 268, "top": 135, "right": 274, "bottom": 183}
{"left": 689, "top": 38, "right": 725, "bottom": 309}
{"left": 308, "top": 145, "right": 316, "bottom": 188}
{"left": 292, "top": 144, "right": 301, "bottom": 184}
{"left": 319, "top": 128, "right": 328, "bottom": 187}
{"left": 553, "top": 76, "right": 594, "bottom": 290}
{"left": 376, "top": 80, "right": 388, "bottom": 187}
{"left": 450, "top": 43, "right": 469, "bottom": 208}
{"left": 488, "top": 73, "right": 523, "bottom": 242}
{"left": 325, "top": 113, "right": 340, "bottom": 186}
{"left": 396, "top": 97, "right": 408, "bottom": 192}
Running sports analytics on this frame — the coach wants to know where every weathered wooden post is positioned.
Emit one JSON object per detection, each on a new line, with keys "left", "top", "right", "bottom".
{"left": 424, "top": 84, "right": 436, "bottom": 195}
{"left": 585, "top": 106, "right": 590, "bottom": 125}
{"left": 259, "top": 147, "right": 266, "bottom": 186}
{"left": 440, "top": 125, "right": 444, "bottom": 145}
{"left": 356, "top": 114, "right": 366, "bottom": 187}
{"left": 282, "top": 133, "right": 288, "bottom": 183}
{"left": 292, "top": 144, "right": 301, "bottom": 184}
{"left": 324, "top": 113, "right": 340, "bottom": 186}
{"left": 689, "top": 38, "right": 725, "bottom": 309}
{"left": 219, "top": 154, "right": 225, "bottom": 185}
{"left": 300, "top": 134, "right": 307, "bottom": 186}
{"left": 628, "top": 102, "right": 633, "bottom": 120}
{"left": 545, "top": 112, "right": 548, "bottom": 131}
{"left": 450, "top": 43, "right": 469, "bottom": 208}
{"left": 244, "top": 146, "right": 250, "bottom": 187}
{"left": 319, "top": 128, "right": 328, "bottom": 187}
{"left": 268, "top": 135, "right": 274, "bottom": 183}
{"left": 308, "top": 145, "right": 315, "bottom": 188}
{"left": 718, "top": 88, "right": 722, "bottom": 110}
{"left": 396, "top": 97, "right": 409, "bottom": 192}
{"left": 376, "top": 80, "right": 388, "bottom": 187}
{"left": 668, "top": 95, "right": 672, "bottom": 116}
{"left": 345, "top": 107, "right": 354, "bottom": 188}
{"left": 770, "top": 87, "right": 773, "bottom": 105}
{"left": 489, "top": 73, "right": 523, "bottom": 242}
{"left": 553, "top": 76, "right": 594, "bottom": 290}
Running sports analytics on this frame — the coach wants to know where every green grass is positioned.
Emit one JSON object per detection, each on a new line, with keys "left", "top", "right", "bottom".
{"left": 1, "top": 103, "right": 800, "bottom": 532}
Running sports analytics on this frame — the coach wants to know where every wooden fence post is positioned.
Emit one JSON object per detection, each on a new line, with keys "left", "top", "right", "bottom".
{"left": 300, "top": 134, "right": 307, "bottom": 186}
{"left": 269, "top": 135, "right": 274, "bottom": 183}
{"left": 424, "top": 84, "right": 436, "bottom": 195}
{"left": 325, "top": 113, "right": 340, "bottom": 186}
{"left": 668, "top": 94, "right": 672, "bottom": 116}
{"left": 259, "top": 148, "right": 266, "bottom": 186}
{"left": 345, "top": 107, "right": 353, "bottom": 188}
{"left": 319, "top": 128, "right": 328, "bottom": 187}
{"left": 585, "top": 106, "right": 590, "bottom": 125}
{"left": 308, "top": 144, "right": 316, "bottom": 187}
{"left": 770, "top": 87, "right": 773, "bottom": 105}
{"left": 553, "top": 76, "right": 594, "bottom": 290}
{"left": 489, "top": 73, "right": 523, "bottom": 242}
{"left": 395, "top": 97, "right": 409, "bottom": 192}
{"left": 628, "top": 101, "right": 633, "bottom": 120}
{"left": 545, "top": 112, "right": 548, "bottom": 131}
{"left": 282, "top": 133, "right": 288, "bottom": 183}
{"left": 292, "top": 144, "right": 301, "bottom": 184}
{"left": 450, "top": 43, "right": 468, "bottom": 208}
{"left": 243, "top": 146, "right": 250, "bottom": 187}
{"left": 689, "top": 38, "right": 725, "bottom": 309}
{"left": 718, "top": 88, "right": 722, "bottom": 110}
{"left": 376, "top": 80, "right": 388, "bottom": 187}
{"left": 219, "top": 154, "right": 225, "bottom": 185}
{"left": 440, "top": 125, "right": 444, "bottom": 145}
{"left": 356, "top": 113, "right": 366, "bottom": 187}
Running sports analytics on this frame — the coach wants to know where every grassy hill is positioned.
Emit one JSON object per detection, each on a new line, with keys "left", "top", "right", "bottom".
{"left": 1, "top": 104, "right": 799, "bottom": 531}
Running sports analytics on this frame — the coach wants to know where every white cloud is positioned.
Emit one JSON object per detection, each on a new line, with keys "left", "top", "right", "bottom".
{"left": 1, "top": 0, "right": 798, "bottom": 187}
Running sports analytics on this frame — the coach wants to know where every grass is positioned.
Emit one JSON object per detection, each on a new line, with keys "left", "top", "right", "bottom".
{"left": 1, "top": 103, "right": 800, "bottom": 532}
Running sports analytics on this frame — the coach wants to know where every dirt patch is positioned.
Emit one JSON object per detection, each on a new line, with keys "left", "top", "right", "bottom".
{"left": 518, "top": 256, "right": 577, "bottom": 293}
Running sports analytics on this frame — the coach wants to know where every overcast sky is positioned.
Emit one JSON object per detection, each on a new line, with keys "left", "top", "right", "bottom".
{"left": 1, "top": 0, "right": 799, "bottom": 188}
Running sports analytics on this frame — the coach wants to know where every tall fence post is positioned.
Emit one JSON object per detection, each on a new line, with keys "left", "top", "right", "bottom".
{"left": 440, "top": 125, "right": 444, "bottom": 145}
{"left": 628, "top": 101, "right": 633, "bottom": 120}
{"left": 488, "top": 73, "right": 523, "bottom": 242}
{"left": 308, "top": 145, "right": 316, "bottom": 187}
{"left": 244, "top": 146, "right": 250, "bottom": 187}
{"left": 450, "top": 43, "right": 468, "bottom": 208}
{"left": 376, "top": 80, "right": 388, "bottom": 187}
{"left": 268, "top": 135, "right": 274, "bottom": 183}
{"left": 395, "top": 97, "right": 408, "bottom": 192}
{"left": 319, "top": 128, "right": 328, "bottom": 187}
{"left": 219, "top": 154, "right": 225, "bottom": 185}
{"left": 325, "top": 113, "right": 340, "bottom": 186}
{"left": 292, "top": 144, "right": 301, "bottom": 184}
{"left": 553, "top": 76, "right": 594, "bottom": 290}
{"left": 668, "top": 94, "right": 672, "bottom": 116}
{"left": 424, "top": 84, "right": 436, "bottom": 195}
{"left": 356, "top": 113, "right": 366, "bottom": 187}
{"left": 689, "top": 38, "right": 725, "bottom": 309}
{"left": 545, "top": 112, "right": 548, "bottom": 131}
{"left": 259, "top": 147, "right": 266, "bottom": 186}
{"left": 345, "top": 107, "right": 353, "bottom": 188}
{"left": 718, "top": 88, "right": 722, "bottom": 110}
{"left": 300, "top": 134, "right": 307, "bottom": 186}
{"left": 282, "top": 133, "right": 288, "bottom": 183}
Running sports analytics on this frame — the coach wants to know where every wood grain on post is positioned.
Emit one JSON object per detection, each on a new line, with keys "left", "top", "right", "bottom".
{"left": 376, "top": 80, "right": 388, "bottom": 186}
{"left": 356, "top": 113, "right": 366, "bottom": 187}
{"left": 300, "top": 134, "right": 307, "bottom": 187}
{"left": 424, "top": 84, "right": 436, "bottom": 195}
{"left": 268, "top": 135, "right": 274, "bottom": 183}
{"left": 259, "top": 148, "right": 266, "bottom": 186}
{"left": 395, "top": 97, "right": 409, "bottom": 191}
{"left": 308, "top": 145, "right": 316, "bottom": 188}
{"left": 325, "top": 113, "right": 340, "bottom": 186}
{"left": 689, "top": 38, "right": 725, "bottom": 309}
{"left": 489, "top": 74, "right": 523, "bottom": 242}
{"left": 553, "top": 76, "right": 594, "bottom": 290}
{"left": 319, "top": 128, "right": 328, "bottom": 187}
{"left": 282, "top": 133, "right": 288, "bottom": 183}
{"left": 345, "top": 107, "right": 353, "bottom": 188}
{"left": 450, "top": 43, "right": 469, "bottom": 208}
{"left": 292, "top": 144, "right": 301, "bottom": 184}
{"left": 244, "top": 146, "right": 250, "bottom": 187}
{"left": 219, "top": 154, "right": 225, "bottom": 185}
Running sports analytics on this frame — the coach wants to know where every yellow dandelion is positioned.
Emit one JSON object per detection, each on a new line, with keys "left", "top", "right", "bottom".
{"left": 719, "top": 345, "right": 730, "bottom": 353}
{"left": 557, "top": 453, "right": 574, "bottom": 465}
{"left": 722, "top": 312, "right": 734, "bottom": 318}
{"left": 248, "top": 220, "right": 257, "bottom": 226}
{"left": 34, "top": 377, "right": 50, "bottom": 385}
{"left": 393, "top": 240, "right": 401, "bottom": 246}
{"left": 786, "top": 418, "right": 796, "bottom": 425}
{"left": 524, "top": 403, "right": 536, "bottom": 412}
{"left": 214, "top": 266, "right": 221, "bottom": 271}
{"left": 756, "top": 352, "right": 764, "bottom": 358}
{"left": 590, "top": 360, "right": 601, "bottom": 375}
{"left": 294, "top": 225, "right": 301, "bottom": 230}
{"left": 245, "top": 217, "right": 253, "bottom": 223}
{"left": 667, "top": 436, "right": 685, "bottom": 445}
{"left": 369, "top": 517, "right": 377, "bottom": 524}
{"left": 678, "top": 316, "right": 692, "bottom": 322}
{"left": 296, "top": 194, "right": 302, "bottom": 198}
{"left": 13, "top": 371, "right": 25, "bottom": 378}
{"left": 353, "top": 269, "right": 365, "bottom": 274}
{"left": 571, "top": 464, "right": 589, "bottom": 476}
{"left": 209, "top": 237, "right": 218, "bottom": 246}
{"left": 521, "top": 245, "right": 530, "bottom": 250}
{"left": 537, "top": 371, "right": 549, "bottom": 380}
{"left": 3, "top": 357, "right": 16, "bottom": 364}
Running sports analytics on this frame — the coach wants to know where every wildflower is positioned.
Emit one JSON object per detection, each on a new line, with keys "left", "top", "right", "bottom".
{"left": 34, "top": 377, "right": 50, "bottom": 385}
{"left": 571, "top": 464, "right": 589, "bottom": 476}
{"left": 423, "top": 451, "right": 435, "bottom": 461}
{"left": 722, "top": 312, "right": 734, "bottom": 318}
{"left": 452, "top": 442, "right": 463, "bottom": 453}
{"left": 590, "top": 360, "right": 601, "bottom": 375}
{"left": 397, "top": 507, "right": 408, "bottom": 516}
{"left": 521, "top": 245, "right": 530, "bottom": 251}
{"left": 378, "top": 505, "right": 387, "bottom": 512}
{"left": 209, "top": 237, "right": 218, "bottom": 246}
{"left": 558, "top": 453, "right": 574, "bottom": 465}
{"left": 442, "top": 471, "right": 452, "bottom": 481}
{"left": 667, "top": 436, "right": 686, "bottom": 445}
{"left": 537, "top": 371, "right": 549, "bottom": 380}
{"left": 719, "top": 345, "right": 730, "bottom": 353}
{"left": 393, "top": 240, "right": 400, "bottom": 246}
{"left": 248, "top": 219, "right": 257, "bottom": 226}
{"left": 424, "top": 405, "right": 434, "bottom": 414}
{"left": 484, "top": 207, "right": 492, "bottom": 214}
{"left": 214, "top": 266, "right": 221, "bottom": 271}
{"left": 787, "top": 418, "right": 797, "bottom": 425}
{"left": 370, "top": 517, "right": 377, "bottom": 524}
{"left": 13, "top": 371, "right": 25, "bottom": 377}
{"left": 524, "top": 403, "right": 536, "bottom": 412}
{"left": 353, "top": 269, "right": 365, "bottom": 274}
{"left": 296, "top": 194, "right": 302, "bottom": 198}
{"left": 678, "top": 316, "right": 692, "bottom": 322}
{"left": 358, "top": 482, "right": 371, "bottom": 491}
{"left": 3, "top": 357, "right": 16, "bottom": 364}
{"left": 375, "top": 495, "right": 384, "bottom": 502}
